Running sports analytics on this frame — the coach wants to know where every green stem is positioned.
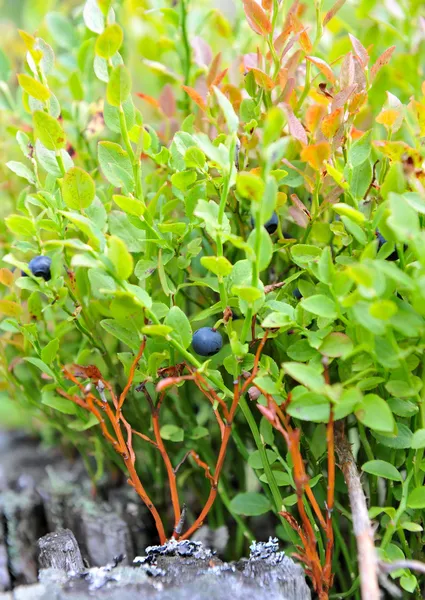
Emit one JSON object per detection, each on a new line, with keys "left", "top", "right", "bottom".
{"left": 381, "top": 471, "right": 413, "bottom": 549}
{"left": 180, "top": 0, "right": 191, "bottom": 114}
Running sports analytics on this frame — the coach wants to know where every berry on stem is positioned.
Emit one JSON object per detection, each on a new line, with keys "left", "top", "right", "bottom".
{"left": 376, "top": 231, "right": 398, "bottom": 261}
{"left": 192, "top": 327, "right": 223, "bottom": 357}
{"left": 28, "top": 256, "right": 52, "bottom": 281}
{"left": 251, "top": 212, "right": 279, "bottom": 235}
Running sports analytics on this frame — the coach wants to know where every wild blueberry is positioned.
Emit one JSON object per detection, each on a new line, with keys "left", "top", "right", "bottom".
{"left": 293, "top": 288, "right": 302, "bottom": 299}
{"left": 192, "top": 327, "right": 223, "bottom": 357}
{"left": 376, "top": 231, "right": 398, "bottom": 261}
{"left": 28, "top": 256, "right": 52, "bottom": 281}
{"left": 251, "top": 212, "right": 279, "bottom": 235}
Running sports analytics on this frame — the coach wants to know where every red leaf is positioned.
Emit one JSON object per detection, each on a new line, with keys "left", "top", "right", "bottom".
{"left": 242, "top": 0, "right": 272, "bottom": 36}
{"left": 370, "top": 45, "right": 396, "bottom": 81}
{"left": 182, "top": 85, "right": 207, "bottom": 112}
{"left": 284, "top": 104, "right": 308, "bottom": 145}
{"left": 349, "top": 33, "right": 369, "bottom": 67}
{"left": 323, "top": 0, "right": 346, "bottom": 26}
{"left": 159, "top": 84, "right": 176, "bottom": 118}
{"left": 331, "top": 84, "right": 357, "bottom": 110}
{"left": 191, "top": 36, "right": 212, "bottom": 67}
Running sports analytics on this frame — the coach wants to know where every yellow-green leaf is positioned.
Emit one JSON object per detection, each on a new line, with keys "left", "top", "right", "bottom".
{"left": 95, "top": 24, "right": 123, "bottom": 59}
{"left": 63, "top": 167, "right": 95, "bottom": 210}
{"left": 107, "top": 235, "right": 133, "bottom": 280}
{"left": 17, "top": 74, "right": 50, "bottom": 102}
{"left": 33, "top": 110, "right": 66, "bottom": 151}
{"left": 107, "top": 64, "right": 132, "bottom": 107}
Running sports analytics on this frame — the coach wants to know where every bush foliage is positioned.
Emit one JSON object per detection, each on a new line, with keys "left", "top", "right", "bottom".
{"left": 1, "top": 0, "right": 425, "bottom": 596}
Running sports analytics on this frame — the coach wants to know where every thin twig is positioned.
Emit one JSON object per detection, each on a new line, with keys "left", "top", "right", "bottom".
{"left": 335, "top": 421, "right": 380, "bottom": 600}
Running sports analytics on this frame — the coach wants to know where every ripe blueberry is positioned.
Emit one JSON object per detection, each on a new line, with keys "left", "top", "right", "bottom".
{"left": 251, "top": 212, "right": 279, "bottom": 235}
{"left": 293, "top": 288, "right": 302, "bottom": 299}
{"left": 376, "top": 231, "right": 398, "bottom": 261}
{"left": 192, "top": 327, "right": 223, "bottom": 357}
{"left": 28, "top": 256, "right": 52, "bottom": 281}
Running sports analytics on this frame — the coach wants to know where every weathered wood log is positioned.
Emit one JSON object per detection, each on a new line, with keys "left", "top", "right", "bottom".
{"left": 0, "top": 489, "right": 46, "bottom": 586}
{"left": 37, "top": 529, "right": 84, "bottom": 573}
{"left": 65, "top": 498, "right": 133, "bottom": 567}
{"left": 0, "top": 518, "right": 11, "bottom": 591}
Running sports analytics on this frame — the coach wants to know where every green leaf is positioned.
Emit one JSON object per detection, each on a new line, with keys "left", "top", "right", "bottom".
{"left": 387, "top": 192, "right": 419, "bottom": 241}
{"left": 113, "top": 194, "right": 144, "bottom": 217}
{"left": 194, "top": 199, "right": 230, "bottom": 238}
{"left": 332, "top": 203, "right": 366, "bottom": 224}
{"left": 62, "top": 167, "right": 95, "bottom": 210}
{"left": 261, "top": 311, "right": 294, "bottom": 328}
{"left": 33, "top": 110, "right": 66, "bottom": 151}
{"left": 259, "top": 471, "right": 290, "bottom": 486}
{"left": 5, "top": 215, "right": 36, "bottom": 237}
{"left": 42, "top": 390, "right": 77, "bottom": 415}
{"left": 107, "top": 64, "right": 132, "bottom": 107}
{"left": 107, "top": 235, "right": 133, "bottom": 280}
{"left": 300, "top": 295, "right": 337, "bottom": 319}
{"left": 6, "top": 161, "right": 36, "bottom": 185}
{"left": 88, "top": 268, "right": 116, "bottom": 298}
{"left": 283, "top": 362, "right": 325, "bottom": 393}
{"left": 68, "top": 413, "right": 99, "bottom": 431}
{"left": 411, "top": 429, "right": 425, "bottom": 449}
{"left": 100, "top": 318, "right": 140, "bottom": 351}
{"left": 171, "top": 169, "right": 197, "bottom": 191}
{"left": 201, "top": 256, "right": 233, "bottom": 277}
{"left": 184, "top": 147, "right": 206, "bottom": 169}
{"left": 229, "top": 492, "right": 272, "bottom": 516}
{"left": 290, "top": 244, "right": 321, "bottom": 267}
{"left": 213, "top": 86, "right": 238, "bottom": 133}
{"left": 361, "top": 460, "right": 402, "bottom": 481}
{"left": 319, "top": 332, "right": 353, "bottom": 358}
{"left": 385, "top": 379, "right": 422, "bottom": 398}
{"left": 355, "top": 394, "right": 395, "bottom": 433}
{"left": 188, "top": 426, "right": 209, "bottom": 440}
{"left": 164, "top": 306, "right": 192, "bottom": 349}
{"left": 24, "top": 357, "right": 55, "bottom": 379}
{"left": 287, "top": 392, "right": 330, "bottom": 422}
{"left": 95, "top": 23, "right": 123, "bottom": 59}
{"left": 369, "top": 300, "right": 398, "bottom": 320}
{"left": 407, "top": 487, "right": 425, "bottom": 509}
{"left": 98, "top": 141, "right": 134, "bottom": 190}
{"left": 349, "top": 130, "right": 372, "bottom": 167}
{"left": 236, "top": 171, "right": 264, "bottom": 202}
{"left": 247, "top": 226, "right": 273, "bottom": 271}
{"left": 142, "top": 324, "right": 173, "bottom": 337}
{"left": 61, "top": 211, "right": 105, "bottom": 251}
{"left": 373, "top": 423, "right": 412, "bottom": 449}
{"left": 17, "top": 73, "right": 50, "bottom": 101}
{"left": 41, "top": 338, "right": 59, "bottom": 364}
{"left": 160, "top": 424, "right": 184, "bottom": 442}
{"left": 35, "top": 140, "right": 73, "bottom": 176}
{"left": 46, "top": 12, "right": 79, "bottom": 49}
{"left": 248, "top": 449, "right": 277, "bottom": 469}
{"left": 83, "top": 0, "right": 105, "bottom": 33}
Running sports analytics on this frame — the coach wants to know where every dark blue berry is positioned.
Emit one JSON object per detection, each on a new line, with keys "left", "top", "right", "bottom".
{"left": 251, "top": 212, "right": 279, "bottom": 235}
{"left": 293, "top": 288, "right": 302, "bottom": 299}
{"left": 192, "top": 327, "right": 223, "bottom": 357}
{"left": 376, "top": 231, "right": 398, "bottom": 261}
{"left": 28, "top": 256, "right": 52, "bottom": 281}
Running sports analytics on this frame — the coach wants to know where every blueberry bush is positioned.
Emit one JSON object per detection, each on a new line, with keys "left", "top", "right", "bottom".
{"left": 1, "top": 0, "right": 425, "bottom": 597}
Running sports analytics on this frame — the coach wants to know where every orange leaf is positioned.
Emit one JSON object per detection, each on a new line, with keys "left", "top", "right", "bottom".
{"left": 182, "top": 85, "right": 207, "bottom": 112}
{"left": 0, "top": 300, "right": 22, "bottom": 317}
{"left": 242, "top": 0, "right": 272, "bottom": 36}
{"left": 321, "top": 107, "right": 343, "bottom": 139}
{"left": 211, "top": 68, "right": 228, "bottom": 88}
{"left": 301, "top": 141, "right": 331, "bottom": 171}
{"left": 262, "top": 0, "right": 272, "bottom": 9}
{"left": 306, "top": 56, "right": 335, "bottom": 83}
{"left": 0, "top": 268, "right": 13, "bottom": 286}
{"left": 305, "top": 104, "right": 327, "bottom": 134}
{"left": 299, "top": 30, "right": 312, "bottom": 53}
{"left": 207, "top": 52, "right": 222, "bottom": 88}
{"left": 250, "top": 67, "right": 275, "bottom": 90}
{"left": 136, "top": 93, "right": 160, "bottom": 109}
